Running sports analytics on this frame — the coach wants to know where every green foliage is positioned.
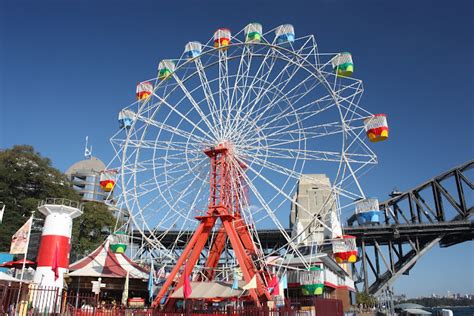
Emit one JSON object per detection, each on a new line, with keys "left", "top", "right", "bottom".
{"left": 0, "top": 145, "right": 116, "bottom": 260}
{"left": 71, "top": 201, "right": 115, "bottom": 261}
{"left": 0, "top": 145, "right": 75, "bottom": 251}
{"left": 356, "top": 292, "right": 378, "bottom": 307}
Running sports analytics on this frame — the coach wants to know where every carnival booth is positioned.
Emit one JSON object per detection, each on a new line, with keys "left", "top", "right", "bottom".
{"left": 68, "top": 236, "right": 148, "bottom": 303}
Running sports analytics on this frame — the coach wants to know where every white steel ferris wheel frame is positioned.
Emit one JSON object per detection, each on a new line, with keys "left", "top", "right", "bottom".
{"left": 108, "top": 24, "right": 378, "bottom": 271}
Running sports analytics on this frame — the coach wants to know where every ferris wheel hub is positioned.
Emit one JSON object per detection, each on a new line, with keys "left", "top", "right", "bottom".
{"left": 204, "top": 140, "right": 236, "bottom": 157}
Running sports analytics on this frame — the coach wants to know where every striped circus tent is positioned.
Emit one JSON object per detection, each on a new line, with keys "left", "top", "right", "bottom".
{"left": 69, "top": 237, "right": 148, "bottom": 280}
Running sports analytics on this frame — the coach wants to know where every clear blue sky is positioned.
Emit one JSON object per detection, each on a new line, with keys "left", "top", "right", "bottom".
{"left": 1, "top": 0, "right": 473, "bottom": 297}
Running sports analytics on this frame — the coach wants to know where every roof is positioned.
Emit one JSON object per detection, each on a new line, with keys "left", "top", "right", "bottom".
{"left": 170, "top": 281, "right": 244, "bottom": 299}
{"left": 68, "top": 237, "right": 148, "bottom": 279}
{"left": 403, "top": 309, "right": 432, "bottom": 315}
{"left": 65, "top": 157, "right": 106, "bottom": 176}
{"left": 0, "top": 259, "right": 36, "bottom": 268}
{"left": 0, "top": 271, "right": 23, "bottom": 282}
{"left": 279, "top": 253, "right": 349, "bottom": 278}
{"left": 280, "top": 253, "right": 327, "bottom": 266}
{"left": 396, "top": 303, "right": 426, "bottom": 309}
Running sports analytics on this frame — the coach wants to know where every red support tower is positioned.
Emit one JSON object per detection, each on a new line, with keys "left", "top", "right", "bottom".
{"left": 153, "top": 143, "right": 271, "bottom": 308}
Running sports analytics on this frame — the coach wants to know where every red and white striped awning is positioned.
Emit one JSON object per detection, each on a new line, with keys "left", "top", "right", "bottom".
{"left": 68, "top": 237, "right": 148, "bottom": 279}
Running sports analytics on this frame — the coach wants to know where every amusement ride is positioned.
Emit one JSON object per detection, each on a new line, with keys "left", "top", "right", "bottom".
{"left": 103, "top": 23, "right": 389, "bottom": 307}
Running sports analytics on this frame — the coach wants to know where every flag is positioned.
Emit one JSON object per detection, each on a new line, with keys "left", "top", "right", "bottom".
{"left": 268, "top": 275, "right": 280, "bottom": 296}
{"left": 280, "top": 273, "right": 288, "bottom": 289}
{"left": 51, "top": 243, "right": 60, "bottom": 280}
{"left": 157, "top": 266, "right": 166, "bottom": 279}
{"left": 279, "top": 274, "right": 287, "bottom": 298}
{"left": 242, "top": 275, "right": 257, "bottom": 290}
{"left": 122, "top": 271, "right": 129, "bottom": 306}
{"left": 0, "top": 204, "right": 5, "bottom": 223}
{"left": 10, "top": 217, "right": 32, "bottom": 254}
{"left": 232, "top": 271, "right": 239, "bottom": 290}
{"left": 160, "top": 293, "right": 168, "bottom": 305}
{"left": 183, "top": 264, "right": 192, "bottom": 299}
{"left": 148, "top": 258, "right": 155, "bottom": 300}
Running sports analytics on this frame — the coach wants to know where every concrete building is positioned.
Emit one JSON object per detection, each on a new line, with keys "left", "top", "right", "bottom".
{"left": 290, "top": 174, "right": 342, "bottom": 245}
{"left": 288, "top": 175, "right": 354, "bottom": 311}
{"left": 65, "top": 157, "right": 110, "bottom": 203}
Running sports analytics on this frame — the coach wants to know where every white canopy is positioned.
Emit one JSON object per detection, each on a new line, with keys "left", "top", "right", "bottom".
{"left": 170, "top": 281, "right": 245, "bottom": 299}
{"left": 0, "top": 271, "right": 23, "bottom": 282}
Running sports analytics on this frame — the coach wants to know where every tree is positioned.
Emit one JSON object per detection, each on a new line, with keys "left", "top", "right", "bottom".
{"left": 0, "top": 145, "right": 116, "bottom": 259}
{"left": 71, "top": 201, "right": 116, "bottom": 261}
{"left": 356, "top": 292, "right": 377, "bottom": 308}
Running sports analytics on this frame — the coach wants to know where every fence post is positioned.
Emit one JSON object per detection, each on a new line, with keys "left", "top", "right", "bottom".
{"left": 61, "top": 290, "right": 67, "bottom": 314}
{"left": 52, "top": 287, "right": 59, "bottom": 315}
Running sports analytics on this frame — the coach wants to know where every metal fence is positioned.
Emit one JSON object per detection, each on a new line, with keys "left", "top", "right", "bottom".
{"left": 0, "top": 284, "right": 343, "bottom": 316}
{"left": 151, "top": 298, "right": 342, "bottom": 316}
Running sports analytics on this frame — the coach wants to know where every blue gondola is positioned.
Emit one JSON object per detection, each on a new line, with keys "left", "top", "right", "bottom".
{"left": 185, "top": 41, "right": 202, "bottom": 59}
{"left": 275, "top": 24, "right": 295, "bottom": 45}
{"left": 118, "top": 109, "right": 135, "bottom": 129}
{"left": 355, "top": 198, "right": 381, "bottom": 225}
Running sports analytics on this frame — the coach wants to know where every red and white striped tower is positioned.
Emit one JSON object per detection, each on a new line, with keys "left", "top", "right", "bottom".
{"left": 33, "top": 199, "right": 82, "bottom": 288}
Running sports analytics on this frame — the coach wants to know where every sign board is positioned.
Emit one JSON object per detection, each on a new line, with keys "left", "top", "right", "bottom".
{"left": 91, "top": 278, "right": 106, "bottom": 294}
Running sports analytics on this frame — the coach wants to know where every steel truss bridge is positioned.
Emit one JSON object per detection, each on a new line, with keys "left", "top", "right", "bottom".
{"left": 347, "top": 160, "right": 473, "bottom": 295}
{"left": 133, "top": 160, "right": 473, "bottom": 295}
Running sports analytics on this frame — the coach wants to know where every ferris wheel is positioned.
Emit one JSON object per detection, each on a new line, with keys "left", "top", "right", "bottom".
{"left": 108, "top": 23, "right": 388, "bottom": 296}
